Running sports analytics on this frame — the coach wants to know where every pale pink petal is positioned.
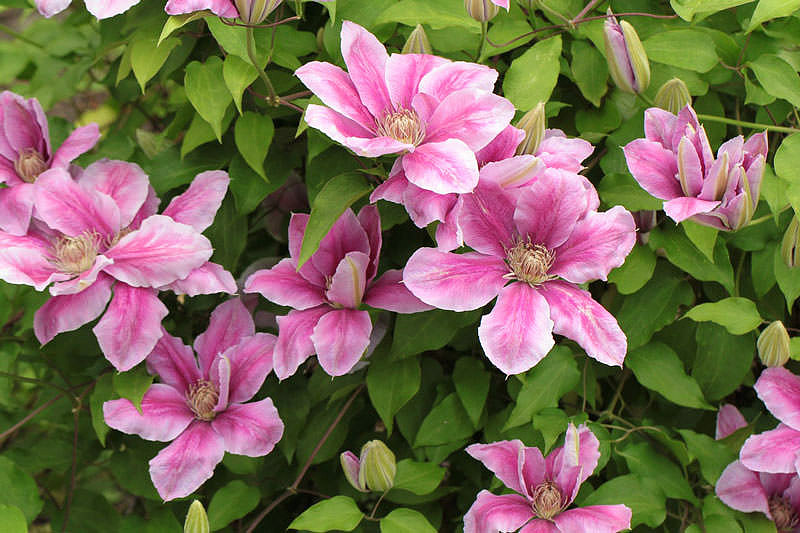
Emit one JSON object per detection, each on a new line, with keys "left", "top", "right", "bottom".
{"left": 0, "top": 244, "right": 61, "bottom": 291}
{"left": 402, "top": 139, "right": 479, "bottom": 195}
{"left": 35, "top": 0, "right": 72, "bottom": 17}
{"left": 478, "top": 282, "right": 554, "bottom": 376}
{"left": 164, "top": 0, "right": 238, "bottom": 17}
{"left": 463, "top": 491, "right": 533, "bottom": 533}
{"left": 540, "top": 280, "right": 627, "bottom": 367}
{"left": 716, "top": 404, "right": 748, "bottom": 440}
{"left": 162, "top": 171, "right": 229, "bottom": 232}
{"left": 51, "top": 124, "right": 99, "bottom": 168}
{"left": 643, "top": 107, "right": 678, "bottom": 149}
{"left": 103, "top": 384, "right": 194, "bottom": 441}
{"left": 435, "top": 211, "right": 463, "bottom": 252}
{"left": 520, "top": 447, "right": 547, "bottom": 499}
{"left": 385, "top": 53, "right": 450, "bottom": 109}
{"left": 194, "top": 298, "right": 255, "bottom": 377}
{"left": 622, "top": 139, "right": 681, "bottom": 200}
{"left": 344, "top": 136, "right": 413, "bottom": 158}
{"left": 145, "top": 330, "right": 202, "bottom": 394}
{"left": 0, "top": 183, "right": 35, "bottom": 235}
{"left": 402, "top": 182, "right": 457, "bottom": 228}
{"left": 78, "top": 159, "right": 149, "bottom": 229}
{"left": 273, "top": 306, "right": 329, "bottom": 380}
{"left": 553, "top": 505, "right": 632, "bottom": 533}
{"left": 341, "top": 451, "right": 365, "bottom": 492}
{"left": 295, "top": 61, "right": 375, "bottom": 129}
{"left": 426, "top": 90, "right": 515, "bottom": 152}
{"left": 103, "top": 215, "right": 212, "bottom": 288}
{"left": 311, "top": 308, "right": 372, "bottom": 376}
{"left": 369, "top": 171, "right": 407, "bottom": 205}
{"left": 363, "top": 269, "right": 434, "bottom": 313}
{"left": 755, "top": 367, "right": 800, "bottom": 431}
{"left": 715, "top": 461, "right": 770, "bottom": 515}
{"left": 303, "top": 105, "right": 377, "bottom": 153}
{"left": 325, "top": 251, "right": 369, "bottom": 308}
{"left": 340, "top": 21, "right": 391, "bottom": 118}
{"left": 162, "top": 261, "right": 237, "bottom": 296}
{"left": 663, "top": 197, "right": 721, "bottom": 223}
{"left": 311, "top": 208, "right": 370, "bottom": 279}
{"left": 518, "top": 521, "right": 560, "bottom": 533}
{"left": 1, "top": 94, "right": 46, "bottom": 155}
{"left": 740, "top": 425, "right": 800, "bottom": 474}
{"left": 224, "top": 333, "right": 276, "bottom": 404}
{"left": 211, "top": 398, "right": 284, "bottom": 456}
{"left": 34, "top": 274, "right": 112, "bottom": 345}
{"left": 48, "top": 255, "right": 113, "bottom": 297}
{"left": 466, "top": 440, "right": 527, "bottom": 495}
{"left": 548, "top": 423, "right": 600, "bottom": 493}
{"left": 536, "top": 131, "right": 594, "bottom": 172}
{"left": 130, "top": 185, "right": 160, "bottom": 230}
{"left": 459, "top": 183, "right": 516, "bottom": 256}
{"left": 149, "top": 421, "right": 226, "bottom": 501}
{"left": 84, "top": 0, "right": 141, "bottom": 17}
{"left": 477, "top": 126, "right": 524, "bottom": 165}
{"left": 210, "top": 356, "right": 230, "bottom": 413}
{"left": 479, "top": 155, "right": 543, "bottom": 189}
{"left": 418, "top": 62, "right": 499, "bottom": 102}
{"left": 244, "top": 258, "right": 325, "bottom": 310}
{"left": 403, "top": 248, "right": 507, "bottom": 311}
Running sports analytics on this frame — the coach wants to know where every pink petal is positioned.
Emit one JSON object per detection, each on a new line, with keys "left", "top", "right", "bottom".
{"left": 341, "top": 451, "right": 365, "bottom": 492}
{"left": 93, "top": 284, "right": 168, "bottom": 371}
{"left": 463, "top": 491, "right": 533, "bottom": 533}
{"left": 34, "top": 274, "right": 112, "bottom": 344}
{"left": 426, "top": 90, "right": 515, "bottom": 152}
{"left": 224, "top": 333, "right": 276, "bottom": 404}
{"left": 325, "top": 251, "right": 369, "bottom": 308}
{"left": 145, "top": 330, "right": 202, "bottom": 395}
{"left": 536, "top": 131, "right": 594, "bottom": 172}
{"left": 357, "top": 204, "right": 382, "bottom": 282}
{"left": 162, "top": 261, "right": 237, "bottom": 296}
{"left": 303, "top": 105, "right": 378, "bottom": 154}
{"left": 478, "top": 282, "right": 554, "bottom": 376}
{"left": 1, "top": 93, "right": 46, "bottom": 156}
{"left": 553, "top": 505, "right": 632, "bottom": 533}
{"left": 403, "top": 248, "right": 507, "bottom": 311}
{"left": 78, "top": 159, "right": 149, "bottom": 229}
{"left": 370, "top": 170, "right": 407, "bottom": 205}
{"left": 103, "top": 215, "right": 212, "bottom": 288}
{"left": 311, "top": 208, "right": 370, "bottom": 280}
{"left": 663, "top": 197, "right": 720, "bottom": 223}
{"left": 244, "top": 258, "right": 325, "bottom": 310}
{"left": 551, "top": 206, "right": 637, "bottom": 284}
{"left": 0, "top": 183, "right": 35, "bottom": 235}
{"left": 363, "top": 269, "right": 434, "bottom": 313}
{"left": 643, "top": 107, "right": 679, "bottom": 149}
{"left": 459, "top": 182, "right": 516, "bottom": 256}
{"left": 211, "top": 398, "right": 284, "bottom": 456}
{"left": 0, "top": 242, "right": 60, "bottom": 291}
{"left": 540, "top": 280, "right": 627, "bottom": 367}
{"left": 51, "top": 124, "right": 99, "bottom": 168}
{"left": 715, "top": 461, "right": 770, "bottom": 515}
{"left": 520, "top": 447, "right": 547, "bottom": 499}
{"left": 194, "top": 298, "right": 255, "bottom": 377}
{"left": 340, "top": 21, "right": 391, "bottom": 119}
{"left": 288, "top": 213, "right": 326, "bottom": 286}
{"left": 519, "top": 521, "right": 560, "bottom": 533}
{"left": 465, "top": 440, "right": 527, "bottom": 496}
{"left": 622, "top": 139, "right": 681, "bottom": 200}
{"left": 740, "top": 424, "right": 800, "bottom": 474}
{"left": 295, "top": 61, "right": 375, "bottom": 130}
{"left": 385, "top": 53, "right": 450, "bottom": 109}
{"left": 402, "top": 182, "right": 457, "bottom": 228}
{"left": 716, "top": 404, "right": 748, "bottom": 440}
{"left": 35, "top": 0, "right": 72, "bottom": 16}
{"left": 84, "top": 0, "right": 141, "bottom": 17}
{"left": 548, "top": 423, "right": 600, "bottom": 494}
{"left": 273, "top": 306, "right": 329, "bottom": 380}
{"left": 48, "top": 255, "right": 113, "bottom": 297}
{"left": 435, "top": 210, "right": 463, "bottom": 252}
{"left": 103, "top": 384, "right": 194, "bottom": 441}
{"left": 130, "top": 185, "right": 161, "bottom": 230}
{"left": 311, "top": 308, "right": 372, "bottom": 376}
{"left": 418, "top": 62, "right": 499, "bottom": 102}
{"left": 755, "top": 367, "right": 800, "bottom": 431}
{"left": 479, "top": 155, "right": 543, "bottom": 189}
{"left": 344, "top": 135, "right": 413, "bottom": 158}
{"left": 162, "top": 171, "right": 229, "bottom": 232}
{"left": 211, "top": 356, "right": 230, "bottom": 413}
{"left": 164, "top": 0, "right": 238, "bottom": 17}
{"left": 149, "top": 421, "right": 226, "bottom": 501}
{"left": 477, "top": 126, "right": 524, "bottom": 165}
{"left": 402, "top": 139, "right": 479, "bottom": 195}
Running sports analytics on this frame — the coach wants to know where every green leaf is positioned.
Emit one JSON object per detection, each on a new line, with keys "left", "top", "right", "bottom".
{"left": 618, "top": 443, "right": 698, "bottom": 504}
{"left": 380, "top": 509, "right": 436, "bottom": 533}
{"left": 570, "top": 40, "right": 608, "bottom": 107}
{"left": 373, "top": 0, "right": 479, "bottom": 30}
{"left": 297, "top": 172, "right": 372, "bottom": 269}
{"left": 89, "top": 373, "right": 113, "bottom": 446}
{"left": 693, "top": 322, "right": 755, "bottom": 401}
{"left": 392, "top": 459, "right": 445, "bottom": 495}
{"left": 205, "top": 16, "right": 249, "bottom": 59}
{"left": 223, "top": 55, "right": 257, "bottom": 115}
{"left": 532, "top": 408, "right": 568, "bottom": 452}
{"left": 228, "top": 154, "right": 272, "bottom": 215}
{"left": 682, "top": 221, "right": 717, "bottom": 262}
{"left": 206, "top": 196, "right": 248, "bottom": 272}
{"left": 234, "top": 112, "right": 273, "bottom": 180}
{"left": 747, "top": 0, "right": 800, "bottom": 32}
{"left": 608, "top": 244, "right": 657, "bottom": 295}
{"left": 748, "top": 55, "right": 800, "bottom": 108}
{"left": 679, "top": 429, "right": 736, "bottom": 484}
{"left": 207, "top": 481, "right": 260, "bottom": 531}
{"left": 158, "top": 12, "right": 208, "bottom": 46}
{"left": 581, "top": 474, "right": 666, "bottom": 528}
{"left": 503, "top": 36, "right": 562, "bottom": 112}
{"left": 684, "top": 297, "right": 762, "bottom": 335}
{"left": 113, "top": 366, "right": 153, "bottom": 413}
{"left": 181, "top": 107, "right": 236, "bottom": 158}
{"left": 131, "top": 37, "right": 180, "bottom": 93}
{"left": 288, "top": 496, "right": 364, "bottom": 532}
{"left": 670, "top": 0, "right": 755, "bottom": 21}
{"left": 774, "top": 243, "right": 800, "bottom": 311}
{"left": 453, "top": 357, "right": 490, "bottom": 428}
{"left": 0, "top": 457, "right": 43, "bottom": 524}
{"left": 185, "top": 57, "right": 233, "bottom": 141}
{"left": 0, "top": 505, "right": 26, "bottom": 533}
{"left": 414, "top": 393, "right": 475, "bottom": 447}
{"left": 597, "top": 173, "right": 663, "bottom": 211}
{"left": 626, "top": 342, "right": 713, "bottom": 410}
{"left": 390, "top": 309, "right": 481, "bottom": 360}
{"left": 643, "top": 30, "right": 719, "bottom": 72}
{"left": 774, "top": 133, "right": 800, "bottom": 185}
{"left": 367, "top": 354, "right": 421, "bottom": 435}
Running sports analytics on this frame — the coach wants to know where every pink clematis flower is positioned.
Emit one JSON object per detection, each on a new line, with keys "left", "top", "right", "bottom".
{"left": 404, "top": 171, "right": 635, "bottom": 375}
{"left": 244, "top": 205, "right": 432, "bottom": 379}
{"left": 103, "top": 299, "right": 283, "bottom": 501}
{"left": 296, "top": 21, "right": 515, "bottom": 196}
{"left": 740, "top": 367, "right": 800, "bottom": 478}
{"left": 0, "top": 91, "right": 99, "bottom": 235}
{"left": 0, "top": 161, "right": 234, "bottom": 371}
{"left": 464, "top": 423, "right": 632, "bottom": 533}
{"left": 623, "top": 105, "right": 767, "bottom": 231}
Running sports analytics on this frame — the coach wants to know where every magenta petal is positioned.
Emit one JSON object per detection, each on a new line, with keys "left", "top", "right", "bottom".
{"left": 755, "top": 367, "right": 800, "bottom": 431}
{"left": 715, "top": 461, "right": 770, "bottom": 515}
{"left": 540, "top": 280, "right": 627, "bottom": 367}
{"left": 326, "top": 251, "right": 369, "bottom": 308}
{"left": 51, "top": 124, "right": 99, "bottom": 168}
{"left": 426, "top": 89, "right": 515, "bottom": 151}
{"left": 385, "top": 53, "right": 450, "bottom": 109}
{"left": 663, "top": 197, "right": 720, "bottom": 223}
{"left": 716, "top": 404, "right": 748, "bottom": 440}
{"left": 477, "top": 126, "right": 524, "bottom": 165}
{"left": 164, "top": 0, "right": 238, "bottom": 16}
{"left": 273, "top": 306, "right": 329, "bottom": 380}
{"left": 34, "top": 274, "right": 112, "bottom": 345}
{"left": 103, "top": 384, "right": 194, "bottom": 441}
{"left": 553, "top": 505, "right": 632, "bottom": 533}
{"left": 149, "top": 421, "right": 226, "bottom": 501}
{"left": 311, "top": 208, "right": 370, "bottom": 279}
{"left": 311, "top": 308, "right": 372, "bottom": 376}
{"left": 418, "top": 62, "right": 498, "bottom": 102}
{"left": 403, "top": 139, "right": 479, "bottom": 195}
{"left": 740, "top": 424, "right": 800, "bottom": 474}
{"left": 0, "top": 183, "right": 35, "bottom": 235}
{"left": 357, "top": 204, "right": 381, "bottom": 281}
{"left": 519, "top": 521, "right": 560, "bottom": 533}
{"left": 295, "top": 61, "right": 375, "bottom": 129}
{"left": 211, "top": 398, "right": 284, "bottom": 456}
{"left": 340, "top": 21, "right": 391, "bottom": 118}
{"left": 162, "top": 171, "right": 229, "bottom": 232}
{"left": 622, "top": 139, "right": 682, "bottom": 200}
{"left": 459, "top": 183, "right": 516, "bottom": 257}
{"left": 478, "top": 283, "right": 554, "bottom": 376}
{"left": 194, "top": 298, "right": 255, "bottom": 378}
{"left": 244, "top": 258, "right": 325, "bottom": 310}
{"left": 224, "top": 333, "right": 276, "bottom": 404}
{"left": 163, "top": 261, "right": 237, "bottom": 296}
{"left": 465, "top": 440, "right": 527, "bottom": 496}
{"left": 463, "top": 491, "right": 533, "bottom": 533}
{"left": 404, "top": 248, "right": 507, "bottom": 311}
{"left": 79, "top": 159, "right": 149, "bottom": 229}
{"left": 145, "top": 330, "right": 201, "bottom": 394}
{"left": 402, "top": 182, "right": 456, "bottom": 228}
{"left": 103, "top": 215, "right": 212, "bottom": 288}
{"left": 364, "top": 269, "right": 434, "bottom": 313}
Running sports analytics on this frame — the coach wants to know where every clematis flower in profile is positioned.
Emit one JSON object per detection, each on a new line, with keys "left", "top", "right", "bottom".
{"left": 464, "top": 423, "right": 632, "bottom": 533}
{"left": 296, "top": 21, "right": 515, "bottom": 196}
{"left": 0, "top": 162, "right": 235, "bottom": 371}
{"left": 623, "top": 105, "right": 767, "bottom": 231}
{"left": 244, "top": 205, "right": 432, "bottom": 380}
{"left": 103, "top": 299, "right": 284, "bottom": 501}
{"left": 0, "top": 91, "right": 100, "bottom": 235}
{"left": 404, "top": 171, "right": 635, "bottom": 376}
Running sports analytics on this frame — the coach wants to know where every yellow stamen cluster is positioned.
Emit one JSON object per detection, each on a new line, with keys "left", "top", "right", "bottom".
{"left": 505, "top": 238, "right": 555, "bottom": 286}
{"left": 531, "top": 481, "right": 564, "bottom": 520}
{"left": 375, "top": 108, "right": 425, "bottom": 146}
{"left": 187, "top": 380, "right": 220, "bottom": 421}
{"left": 51, "top": 233, "right": 99, "bottom": 275}
{"left": 769, "top": 494, "right": 800, "bottom": 533}
{"left": 14, "top": 148, "right": 47, "bottom": 183}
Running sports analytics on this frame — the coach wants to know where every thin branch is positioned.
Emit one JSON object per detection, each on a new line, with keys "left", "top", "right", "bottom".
{"left": 0, "top": 394, "right": 65, "bottom": 443}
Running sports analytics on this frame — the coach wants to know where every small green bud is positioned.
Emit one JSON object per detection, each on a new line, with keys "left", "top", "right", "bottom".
{"left": 654, "top": 78, "right": 692, "bottom": 115}
{"left": 465, "top": 0, "right": 499, "bottom": 22}
{"left": 184, "top": 500, "right": 210, "bottom": 533}
{"left": 758, "top": 321, "right": 792, "bottom": 368}
{"left": 402, "top": 25, "right": 433, "bottom": 55}
{"left": 515, "top": 102, "right": 546, "bottom": 156}
{"left": 358, "top": 440, "right": 396, "bottom": 492}
{"left": 782, "top": 216, "right": 800, "bottom": 269}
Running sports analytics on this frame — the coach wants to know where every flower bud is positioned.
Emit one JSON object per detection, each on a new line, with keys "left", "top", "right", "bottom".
{"left": 758, "top": 321, "right": 791, "bottom": 368}
{"left": 465, "top": 0, "right": 499, "bottom": 22}
{"left": 184, "top": 500, "right": 210, "bottom": 533}
{"left": 654, "top": 78, "right": 692, "bottom": 115}
{"left": 782, "top": 216, "right": 800, "bottom": 268}
{"left": 358, "top": 440, "right": 396, "bottom": 492}
{"left": 340, "top": 450, "right": 367, "bottom": 492}
{"left": 402, "top": 25, "right": 433, "bottom": 55}
{"left": 632, "top": 210, "right": 657, "bottom": 245}
{"left": 515, "top": 102, "right": 546, "bottom": 156}
{"left": 234, "top": 0, "right": 282, "bottom": 25}
{"left": 604, "top": 11, "right": 650, "bottom": 94}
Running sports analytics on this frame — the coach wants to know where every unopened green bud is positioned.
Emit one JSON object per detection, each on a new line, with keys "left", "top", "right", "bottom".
{"left": 758, "top": 321, "right": 791, "bottom": 368}
{"left": 604, "top": 11, "right": 650, "bottom": 94}
{"left": 782, "top": 216, "right": 800, "bottom": 268}
{"left": 515, "top": 102, "right": 546, "bottom": 156}
{"left": 358, "top": 440, "right": 396, "bottom": 492}
{"left": 465, "top": 0, "right": 499, "bottom": 22}
{"left": 184, "top": 500, "right": 210, "bottom": 533}
{"left": 654, "top": 78, "right": 692, "bottom": 115}
{"left": 402, "top": 25, "right": 433, "bottom": 55}
{"left": 234, "top": 0, "right": 282, "bottom": 25}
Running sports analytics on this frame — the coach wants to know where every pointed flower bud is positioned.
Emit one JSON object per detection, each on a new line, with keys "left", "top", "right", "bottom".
{"left": 402, "top": 25, "right": 433, "bottom": 55}
{"left": 654, "top": 78, "right": 692, "bottom": 115}
{"left": 184, "top": 500, "right": 210, "bottom": 533}
{"left": 340, "top": 451, "right": 368, "bottom": 492}
{"left": 782, "top": 216, "right": 800, "bottom": 269}
{"left": 604, "top": 11, "right": 650, "bottom": 94}
{"left": 234, "top": 0, "right": 282, "bottom": 25}
{"left": 465, "top": 0, "right": 499, "bottom": 22}
{"left": 515, "top": 102, "right": 546, "bottom": 156}
{"left": 758, "top": 321, "right": 791, "bottom": 368}
{"left": 359, "top": 440, "right": 396, "bottom": 492}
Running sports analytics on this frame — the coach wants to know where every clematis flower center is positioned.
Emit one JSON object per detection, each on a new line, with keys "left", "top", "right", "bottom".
{"left": 375, "top": 108, "right": 425, "bottom": 146}
{"left": 531, "top": 481, "right": 564, "bottom": 520}
{"left": 505, "top": 238, "right": 556, "bottom": 286}
{"left": 14, "top": 148, "right": 48, "bottom": 183}
{"left": 52, "top": 233, "right": 99, "bottom": 275}
{"left": 187, "top": 380, "right": 219, "bottom": 421}
{"left": 769, "top": 494, "right": 799, "bottom": 532}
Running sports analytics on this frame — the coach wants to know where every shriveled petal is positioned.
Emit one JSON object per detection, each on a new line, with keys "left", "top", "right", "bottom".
{"left": 418, "top": 62, "right": 499, "bottom": 102}
{"left": 426, "top": 90, "right": 515, "bottom": 151}
{"left": 755, "top": 367, "right": 800, "bottom": 431}
{"left": 164, "top": 0, "right": 238, "bottom": 17}
{"left": 622, "top": 139, "right": 681, "bottom": 200}
{"left": 740, "top": 424, "right": 800, "bottom": 474}
{"left": 311, "top": 308, "right": 372, "bottom": 376}
{"left": 466, "top": 440, "right": 527, "bottom": 496}
{"left": 162, "top": 261, "right": 237, "bottom": 296}
{"left": 51, "top": 124, "right": 100, "bottom": 168}
{"left": 224, "top": 333, "right": 276, "bottom": 404}
{"left": 149, "top": 421, "right": 226, "bottom": 501}
{"left": 0, "top": 183, "right": 35, "bottom": 235}
{"left": 162, "top": 171, "right": 229, "bottom": 232}
{"left": 34, "top": 274, "right": 112, "bottom": 345}
{"left": 35, "top": 0, "right": 72, "bottom": 16}
{"left": 540, "top": 280, "right": 627, "bottom": 367}
{"left": 459, "top": 182, "right": 516, "bottom": 256}
{"left": 244, "top": 258, "right": 325, "bottom": 310}
{"left": 326, "top": 251, "right": 369, "bottom": 308}
{"left": 145, "top": 330, "right": 201, "bottom": 395}
{"left": 404, "top": 248, "right": 507, "bottom": 311}
{"left": 103, "top": 215, "right": 212, "bottom": 288}
{"left": 385, "top": 53, "right": 450, "bottom": 109}
{"left": 663, "top": 197, "right": 720, "bottom": 223}
{"left": 273, "top": 306, "right": 330, "bottom": 380}
{"left": 84, "top": 0, "right": 141, "bottom": 18}
{"left": 553, "top": 505, "right": 632, "bottom": 533}
{"left": 363, "top": 269, "right": 434, "bottom": 313}
{"left": 402, "top": 139, "right": 479, "bottom": 195}
{"left": 716, "top": 404, "right": 748, "bottom": 440}
{"left": 340, "top": 21, "right": 391, "bottom": 118}
{"left": 463, "top": 491, "right": 533, "bottom": 533}
{"left": 194, "top": 298, "right": 255, "bottom": 378}
{"left": 295, "top": 61, "right": 375, "bottom": 129}
{"left": 478, "top": 283, "right": 554, "bottom": 376}
{"left": 78, "top": 159, "right": 149, "bottom": 229}
{"left": 93, "top": 284, "right": 168, "bottom": 371}
{"left": 103, "top": 384, "right": 194, "bottom": 442}
{"left": 211, "top": 398, "right": 284, "bottom": 456}
{"left": 715, "top": 461, "right": 770, "bottom": 515}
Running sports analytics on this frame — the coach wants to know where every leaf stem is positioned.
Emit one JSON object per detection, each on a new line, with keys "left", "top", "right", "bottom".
{"left": 0, "top": 370, "right": 72, "bottom": 396}
{"left": 246, "top": 26, "right": 279, "bottom": 107}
